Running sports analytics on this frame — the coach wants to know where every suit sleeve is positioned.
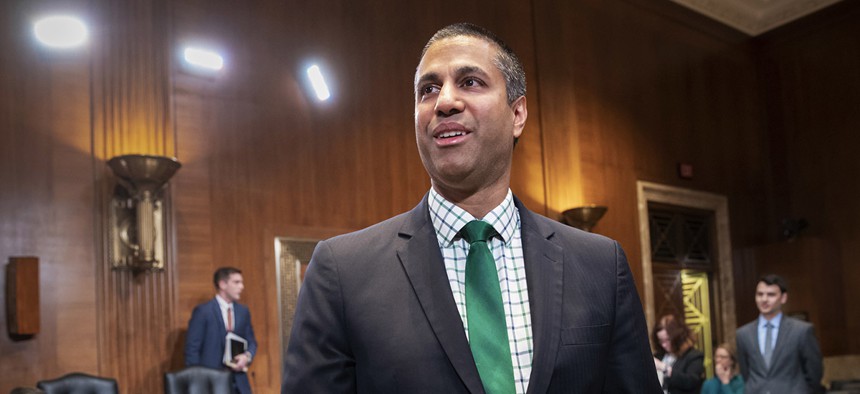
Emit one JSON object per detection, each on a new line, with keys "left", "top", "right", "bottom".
{"left": 799, "top": 323, "right": 823, "bottom": 391}
{"left": 185, "top": 305, "right": 205, "bottom": 366}
{"left": 243, "top": 306, "right": 258, "bottom": 360}
{"left": 282, "top": 240, "right": 356, "bottom": 394}
{"left": 736, "top": 332, "right": 750, "bottom": 381}
{"left": 603, "top": 242, "right": 664, "bottom": 393}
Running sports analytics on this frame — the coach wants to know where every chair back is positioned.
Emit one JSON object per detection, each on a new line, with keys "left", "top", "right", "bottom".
{"left": 10, "top": 388, "right": 44, "bottom": 394}
{"left": 831, "top": 379, "right": 860, "bottom": 393}
{"left": 36, "top": 373, "right": 118, "bottom": 394}
{"left": 164, "top": 366, "right": 232, "bottom": 394}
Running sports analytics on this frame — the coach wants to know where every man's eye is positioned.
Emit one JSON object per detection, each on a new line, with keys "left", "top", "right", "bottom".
{"left": 419, "top": 85, "right": 438, "bottom": 96}
{"left": 462, "top": 78, "right": 481, "bottom": 87}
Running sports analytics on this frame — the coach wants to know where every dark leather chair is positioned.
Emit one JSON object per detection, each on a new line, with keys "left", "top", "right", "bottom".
{"left": 36, "top": 373, "right": 118, "bottom": 394}
{"left": 164, "top": 366, "right": 232, "bottom": 394}
{"left": 9, "top": 388, "right": 44, "bottom": 394}
{"left": 831, "top": 379, "right": 860, "bottom": 393}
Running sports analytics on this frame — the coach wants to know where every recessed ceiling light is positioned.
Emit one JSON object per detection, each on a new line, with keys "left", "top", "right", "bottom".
{"left": 34, "top": 16, "right": 88, "bottom": 48}
{"left": 183, "top": 47, "right": 224, "bottom": 71}
{"left": 307, "top": 65, "right": 331, "bottom": 101}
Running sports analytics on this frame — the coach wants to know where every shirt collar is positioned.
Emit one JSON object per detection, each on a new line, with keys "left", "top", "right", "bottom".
{"left": 428, "top": 188, "right": 517, "bottom": 247}
{"left": 215, "top": 294, "right": 233, "bottom": 309}
{"left": 759, "top": 312, "right": 782, "bottom": 328}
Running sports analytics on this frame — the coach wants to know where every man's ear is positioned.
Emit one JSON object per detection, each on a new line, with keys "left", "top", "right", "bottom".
{"left": 511, "top": 95, "right": 527, "bottom": 139}
{"left": 780, "top": 292, "right": 788, "bottom": 305}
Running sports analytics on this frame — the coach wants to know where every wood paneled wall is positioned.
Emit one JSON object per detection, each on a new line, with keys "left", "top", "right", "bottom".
{"left": 1, "top": 0, "right": 857, "bottom": 391}
{"left": 1, "top": 0, "right": 100, "bottom": 388}
{"left": 533, "top": 0, "right": 771, "bottom": 285}
{"left": 755, "top": 1, "right": 860, "bottom": 354}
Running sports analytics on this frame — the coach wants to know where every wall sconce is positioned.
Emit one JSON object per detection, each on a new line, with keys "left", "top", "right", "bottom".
{"left": 561, "top": 205, "right": 608, "bottom": 232}
{"left": 107, "top": 154, "right": 181, "bottom": 271}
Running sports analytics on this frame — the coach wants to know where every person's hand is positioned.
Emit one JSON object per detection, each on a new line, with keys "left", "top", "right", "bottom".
{"left": 715, "top": 362, "right": 731, "bottom": 384}
{"left": 231, "top": 353, "right": 251, "bottom": 371}
{"left": 654, "top": 357, "right": 665, "bottom": 372}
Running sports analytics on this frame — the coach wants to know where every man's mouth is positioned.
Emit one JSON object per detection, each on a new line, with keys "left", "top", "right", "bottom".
{"left": 437, "top": 131, "right": 466, "bottom": 139}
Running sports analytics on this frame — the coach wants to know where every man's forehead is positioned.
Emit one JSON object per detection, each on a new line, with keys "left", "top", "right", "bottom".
{"left": 756, "top": 282, "right": 781, "bottom": 292}
{"left": 415, "top": 36, "right": 500, "bottom": 83}
{"left": 419, "top": 36, "right": 498, "bottom": 66}
{"left": 427, "top": 34, "right": 496, "bottom": 50}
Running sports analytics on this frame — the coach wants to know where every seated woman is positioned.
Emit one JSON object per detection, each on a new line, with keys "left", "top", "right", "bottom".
{"left": 701, "top": 343, "right": 744, "bottom": 394}
{"left": 652, "top": 315, "right": 705, "bottom": 394}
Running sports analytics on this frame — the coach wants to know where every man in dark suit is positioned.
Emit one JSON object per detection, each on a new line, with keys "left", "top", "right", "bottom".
{"left": 736, "top": 274, "right": 823, "bottom": 394}
{"left": 282, "top": 23, "right": 661, "bottom": 393}
{"left": 186, "top": 267, "right": 258, "bottom": 394}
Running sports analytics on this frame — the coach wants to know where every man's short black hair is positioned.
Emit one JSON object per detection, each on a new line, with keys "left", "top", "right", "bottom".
{"left": 214, "top": 266, "right": 242, "bottom": 289}
{"left": 758, "top": 274, "right": 788, "bottom": 293}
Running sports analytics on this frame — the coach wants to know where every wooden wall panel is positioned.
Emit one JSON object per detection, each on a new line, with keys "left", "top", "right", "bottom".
{"left": 756, "top": 1, "right": 860, "bottom": 354}
{"left": 0, "top": 1, "right": 98, "bottom": 391}
{"left": 88, "top": 0, "right": 179, "bottom": 391}
{"left": 533, "top": 0, "right": 771, "bottom": 297}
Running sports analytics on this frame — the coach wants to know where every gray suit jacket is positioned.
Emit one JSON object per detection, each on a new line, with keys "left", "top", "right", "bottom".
{"left": 736, "top": 316, "right": 823, "bottom": 394}
{"left": 282, "top": 195, "right": 662, "bottom": 393}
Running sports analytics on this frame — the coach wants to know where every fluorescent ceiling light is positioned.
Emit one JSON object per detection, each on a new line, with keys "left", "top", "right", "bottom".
{"left": 183, "top": 47, "right": 224, "bottom": 71}
{"left": 307, "top": 65, "right": 331, "bottom": 101}
{"left": 34, "top": 16, "right": 88, "bottom": 48}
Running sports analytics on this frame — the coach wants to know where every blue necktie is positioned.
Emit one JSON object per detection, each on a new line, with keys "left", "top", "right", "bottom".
{"left": 763, "top": 322, "right": 774, "bottom": 368}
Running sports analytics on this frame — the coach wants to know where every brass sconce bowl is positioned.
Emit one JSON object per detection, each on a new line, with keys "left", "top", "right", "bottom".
{"left": 561, "top": 205, "right": 608, "bottom": 232}
{"left": 108, "top": 155, "right": 181, "bottom": 194}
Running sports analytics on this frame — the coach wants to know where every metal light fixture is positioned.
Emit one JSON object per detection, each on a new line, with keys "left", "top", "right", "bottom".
{"left": 107, "top": 154, "right": 181, "bottom": 271}
{"left": 561, "top": 205, "right": 608, "bottom": 232}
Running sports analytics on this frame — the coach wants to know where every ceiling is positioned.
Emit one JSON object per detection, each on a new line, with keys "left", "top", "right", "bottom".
{"left": 670, "top": 0, "right": 844, "bottom": 35}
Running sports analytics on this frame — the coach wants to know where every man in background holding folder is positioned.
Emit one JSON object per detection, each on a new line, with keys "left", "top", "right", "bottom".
{"left": 186, "top": 266, "right": 258, "bottom": 394}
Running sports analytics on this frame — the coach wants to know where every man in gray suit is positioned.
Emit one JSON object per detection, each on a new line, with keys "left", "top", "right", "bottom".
{"left": 282, "top": 23, "right": 661, "bottom": 393}
{"left": 736, "top": 274, "right": 823, "bottom": 394}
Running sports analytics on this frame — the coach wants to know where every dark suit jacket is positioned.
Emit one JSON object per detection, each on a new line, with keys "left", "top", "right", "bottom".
{"left": 736, "top": 315, "right": 822, "bottom": 394}
{"left": 282, "top": 195, "right": 662, "bottom": 393}
{"left": 186, "top": 298, "right": 258, "bottom": 394}
{"left": 661, "top": 348, "right": 704, "bottom": 394}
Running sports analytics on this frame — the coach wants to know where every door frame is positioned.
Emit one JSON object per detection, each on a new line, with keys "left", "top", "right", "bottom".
{"left": 636, "top": 181, "right": 737, "bottom": 345}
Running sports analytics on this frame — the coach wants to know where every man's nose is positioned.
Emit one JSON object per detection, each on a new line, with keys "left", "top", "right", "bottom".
{"left": 434, "top": 84, "right": 463, "bottom": 116}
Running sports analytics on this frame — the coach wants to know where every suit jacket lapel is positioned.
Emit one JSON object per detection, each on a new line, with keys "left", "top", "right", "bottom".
{"left": 749, "top": 322, "right": 766, "bottom": 371}
{"left": 232, "top": 303, "right": 241, "bottom": 331}
{"left": 396, "top": 196, "right": 485, "bottom": 394}
{"left": 209, "top": 298, "right": 227, "bottom": 335}
{"left": 516, "top": 199, "right": 563, "bottom": 394}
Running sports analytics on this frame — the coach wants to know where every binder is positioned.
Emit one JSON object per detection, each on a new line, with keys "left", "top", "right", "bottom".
{"left": 223, "top": 332, "right": 249, "bottom": 371}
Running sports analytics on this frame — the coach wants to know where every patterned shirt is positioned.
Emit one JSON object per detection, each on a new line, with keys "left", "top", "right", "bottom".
{"left": 428, "top": 188, "right": 533, "bottom": 393}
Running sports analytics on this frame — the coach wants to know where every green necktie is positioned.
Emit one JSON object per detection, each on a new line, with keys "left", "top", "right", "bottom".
{"left": 461, "top": 220, "right": 515, "bottom": 394}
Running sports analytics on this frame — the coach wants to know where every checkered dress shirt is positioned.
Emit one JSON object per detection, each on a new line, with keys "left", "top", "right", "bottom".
{"left": 428, "top": 188, "right": 533, "bottom": 393}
